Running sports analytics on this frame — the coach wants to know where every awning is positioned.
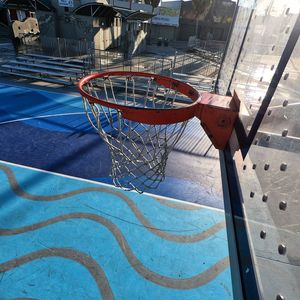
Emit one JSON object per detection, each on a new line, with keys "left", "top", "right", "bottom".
{"left": 74, "top": 3, "right": 115, "bottom": 18}
{"left": 74, "top": 3, "right": 154, "bottom": 21}
{"left": 0, "top": 0, "right": 54, "bottom": 11}
{"left": 112, "top": 7, "right": 155, "bottom": 21}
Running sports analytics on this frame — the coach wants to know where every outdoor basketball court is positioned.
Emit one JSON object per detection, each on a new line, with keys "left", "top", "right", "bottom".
{"left": 0, "top": 82, "right": 233, "bottom": 299}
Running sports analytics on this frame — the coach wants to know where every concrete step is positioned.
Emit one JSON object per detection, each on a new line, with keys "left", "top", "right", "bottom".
{"left": 1, "top": 64, "right": 77, "bottom": 79}
{"left": 0, "top": 69, "right": 73, "bottom": 86}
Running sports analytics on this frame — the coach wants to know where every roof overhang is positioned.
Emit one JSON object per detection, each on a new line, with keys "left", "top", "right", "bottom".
{"left": 0, "top": 0, "right": 54, "bottom": 11}
{"left": 74, "top": 3, "right": 115, "bottom": 17}
{"left": 112, "top": 7, "right": 154, "bottom": 21}
{"left": 74, "top": 3, "right": 154, "bottom": 21}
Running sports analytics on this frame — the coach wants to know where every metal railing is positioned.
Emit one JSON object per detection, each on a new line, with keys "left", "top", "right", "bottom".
{"left": 20, "top": 36, "right": 94, "bottom": 58}
{"left": 1, "top": 34, "right": 221, "bottom": 90}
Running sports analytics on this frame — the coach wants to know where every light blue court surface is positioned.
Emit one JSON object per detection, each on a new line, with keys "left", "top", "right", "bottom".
{"left": 0, "top": 161, "right": 233, "bottom": 299}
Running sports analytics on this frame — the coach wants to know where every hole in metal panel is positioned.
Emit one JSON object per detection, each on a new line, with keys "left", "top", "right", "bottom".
{"left": 278, "top": 244, "right": 287, "bottom": 255}
{"left": 260, "top": 230, "right": 266, "bottom": 239}
{"left": 282, "top": 100, "right": 288, "bottom": 107}
{"left": 282, "top": 129, "right": 288, "bottom": 137}
{"left": 279, "top": 201, "right": 287, "bottom": 211}
{"left": 280, "top": 163, "right": 287, "bottom": 171}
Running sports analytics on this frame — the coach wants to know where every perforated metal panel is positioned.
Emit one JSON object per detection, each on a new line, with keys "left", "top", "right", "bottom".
{"left": 219, "top": 1, "right": 300, "bottom": 299}
{"left": 222, "top": 0, "right": 300, "bottom": 129}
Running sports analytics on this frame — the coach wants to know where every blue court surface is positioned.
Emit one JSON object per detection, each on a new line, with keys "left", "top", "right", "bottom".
{"left": 0, "top": 82, "right": 232, "bottom": 299}
{"left": 0, "top": 161, "right": 232, "bottom": 299}
{"left": 0, "top": 83, "right": 222, "bottom": 208}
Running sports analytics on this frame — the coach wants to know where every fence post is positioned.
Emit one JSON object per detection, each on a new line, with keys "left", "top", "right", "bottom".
{"left": 106, "top": 51, "right": 108, "bottom": 70}
{"left": 173, "top": 51, "right": 177, "bottom": 72}
{"left": 181, "top": 53, "right": 185, "bottom": 73}
{"left": 64, "top": 38, "right": 67, "bottom": 57}
{"left": 99, "top": 50, "right": 101, "bottom": 70}
{"left": 57, "top": 37, "right": 61, "bottom": 57}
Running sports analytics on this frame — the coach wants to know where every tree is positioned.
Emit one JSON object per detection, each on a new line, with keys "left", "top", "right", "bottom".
{"left": 192, "top": 0, "right": 212, "bottom": 38}
{"left": 145, "top": 0, "right": 160, "bottom": 12}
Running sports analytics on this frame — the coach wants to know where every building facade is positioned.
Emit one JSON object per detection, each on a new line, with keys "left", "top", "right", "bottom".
{"left": 0, "top": 0, "right": 154, "bottom": 56}
{"left": 178, "top": 0, "right": 236, "bottom": 42}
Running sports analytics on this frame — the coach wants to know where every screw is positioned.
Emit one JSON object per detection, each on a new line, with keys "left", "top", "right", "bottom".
{"left": 278, "top": 244, "right": 287, "bottom": 255}
{"left": 260, "top": 230, "right": 266, "bottom": 239}
{"left": 282, "top": 129, "right": 288, "bottom": 137}
{"left": 280, "top": 163, "right": 287, "bottom": 171}
{"left": 279, "top": 201, "right": 287, "bottom": 211}
{"left": 262, "top": 194, "right": 268, "bottom": 202}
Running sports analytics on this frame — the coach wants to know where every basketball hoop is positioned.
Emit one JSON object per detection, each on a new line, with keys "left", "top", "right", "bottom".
{"left": 78, "top": 71, "right": 240, "bottom": 192}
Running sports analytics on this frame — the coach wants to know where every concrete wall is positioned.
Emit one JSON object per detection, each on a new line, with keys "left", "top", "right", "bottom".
{"left": 131, "top": 23, "right": 147, "bottom": 55}
{"left": 36, "top": 11, "right": 56, "bottom": 38}
{"left": 122, "top": 21, "right": 147, "bottom": 57}
{"left": 36, "top": 1, "right": 148, "bottom": 53}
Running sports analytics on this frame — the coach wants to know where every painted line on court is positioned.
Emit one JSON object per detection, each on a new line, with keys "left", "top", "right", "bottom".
{"left": 0, "top": 163, "right": 225, "bottom": 241}
{"left": 0, "top": 112, "right": 88, "bottom": 125}
{"left": 0, "top": 213, "right": 229, "bottom": 290}
{"left": 0, "top": 248, "right": 114, "bottom": 299}
{"left": 0, "top": 160, "right": 224, "bottom": 212}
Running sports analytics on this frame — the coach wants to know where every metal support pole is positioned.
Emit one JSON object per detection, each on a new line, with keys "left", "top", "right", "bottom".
{"left": 57, "top": 37, "right": 61, "bottom": 57}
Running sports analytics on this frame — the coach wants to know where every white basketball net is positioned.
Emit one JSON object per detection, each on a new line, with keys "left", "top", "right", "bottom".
{"left": 81, "top": 74, "right": 192, "bottom": 192}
